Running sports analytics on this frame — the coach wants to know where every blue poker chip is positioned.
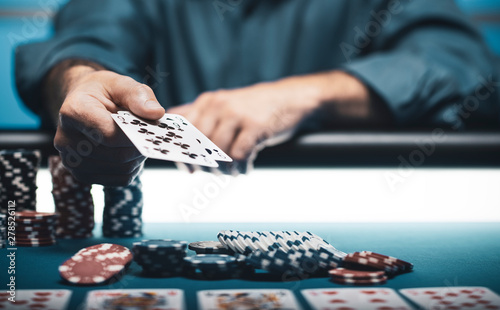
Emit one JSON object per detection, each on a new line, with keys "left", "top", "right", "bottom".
{"left": 133, "top": 239, "right": 188, "bottom": 254}
{"left": 183, "top": 254, "right": 238, "bottom": 271}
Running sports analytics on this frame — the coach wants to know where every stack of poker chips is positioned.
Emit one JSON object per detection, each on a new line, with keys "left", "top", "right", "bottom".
{"left": 15, "top": 211, "right": 57, "bottom": 247}
{"left": 132, "top": 239, "right": 188, "bottom": 277}
{"left": 0, "top": 214, "right": 5, "bottom": 248}
{"left": 49, "top": 155, "right": 95, "bottom": 239}
{"left": 102, "top": 173, "right": 144, "bottom": 238}
{"left": 184, "top": 254, "right": 242, "bottom": 279}
{"left": 0, "top": 149, "right": 41, "bottom": 212}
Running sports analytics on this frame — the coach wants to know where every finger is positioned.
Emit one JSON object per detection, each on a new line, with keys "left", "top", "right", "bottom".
{"left": 104, "top": 73, "right": 165, "bottom": 120}
{"left": 229, "top": 129, "right": 259, "bottom": 161}
{"left": 167, "top": 104, "right": 193, "bottom": 116}
{"left": 210, "top": 118, "right": 240, "bottom": 155}
{"left": 181, "top": 93, "right": 213, "bottom": 127}
{"left": 58, "top": 95, "right": 132, "bottom": 147}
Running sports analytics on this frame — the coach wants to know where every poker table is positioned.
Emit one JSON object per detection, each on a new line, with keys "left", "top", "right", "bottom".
{"left": 2, "top": 222, "right": 500, "bottom": 309}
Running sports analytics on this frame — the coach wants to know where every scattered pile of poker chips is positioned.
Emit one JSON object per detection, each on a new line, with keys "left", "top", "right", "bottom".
{"left": 132, "top": 239, "right": 187, "bottom": 277}
{"left": 0, "top": 214, "right": 5, "bottom": 248}
{"left": 102, "top": 173, "right": 143, "bottom": 238}
{"left": 15, "top": 211, "right": 57, "bottom": 247}
{"left": 0, "top": 149, "right": 41, "bottom": 212}
{"left": 216, "top": 230, "right": 346, "bottom": 260}
{"left": 59, "top": 243, "right": 133, "bottom": 285}
{"left": 49, "top": 155, "right": 95, "bottom": 239}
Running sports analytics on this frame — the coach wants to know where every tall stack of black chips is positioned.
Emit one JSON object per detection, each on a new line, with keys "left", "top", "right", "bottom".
{"left": 49, "top": 155, "right": 95, "bottom": 239}
{"left": 102, "top": 172, "right": 143, "bottom": 238}
{"left": 0, "top": 149, "right": 40, "bottom": 212}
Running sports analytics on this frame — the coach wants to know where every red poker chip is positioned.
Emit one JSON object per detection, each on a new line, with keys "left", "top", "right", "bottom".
{"left": 344, "top": 253, "right": 399, "bottom": 274}
{"left": 59, "top": 255, "right": 126, "bottom": 285}
{"left": 329, "top": 268, "right": 385, "bottom": 279}
{"left": 331, "top": 275, "right": 388, "bottom": 285}
{"left": 15, "top": 211, "right": 57, "bottom": 220}
{"left": 360, "top": 251, "right": 414, "bottom": 270}
{"left": 76, "top": 244, "right": 133, "bottom": 265}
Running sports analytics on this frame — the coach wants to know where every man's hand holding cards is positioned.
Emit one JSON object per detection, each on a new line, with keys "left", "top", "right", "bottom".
{"left": 111, "top": 111, "right": 232, "bottom": 168}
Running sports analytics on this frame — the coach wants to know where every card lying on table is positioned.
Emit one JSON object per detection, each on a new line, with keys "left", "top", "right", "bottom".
{"left": 112, "top": 111, "right": 232, "bottom": 167}
{"left": 85, "top": 289, "right": 184, "bottom": 310}
{"left": 0, "top": 289, "right": 72, "bottom": 310}
{"left": 400, "top": 286, "right": 500, "bottom": 310}
{"left": 198, "top": 289, "right": 301, "bottom": 310}
{"left": 302, "top": 288, "right": 411, "bottom": 310}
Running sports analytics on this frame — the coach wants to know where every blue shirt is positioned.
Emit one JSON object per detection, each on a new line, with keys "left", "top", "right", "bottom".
{"left": 15, "top": 0, "right": 500, "bottom": 129}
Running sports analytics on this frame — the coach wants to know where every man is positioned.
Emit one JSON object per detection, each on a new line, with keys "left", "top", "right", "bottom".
{"left": 16, "top": 0, "right": 499, "bottom": 185}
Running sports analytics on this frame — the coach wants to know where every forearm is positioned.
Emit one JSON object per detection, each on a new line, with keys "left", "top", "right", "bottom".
{"left": 278, "top": 71, "right": 392, "bottom": 126}
{"left": 42, "top": 60, "right": 104, "bottom": 125}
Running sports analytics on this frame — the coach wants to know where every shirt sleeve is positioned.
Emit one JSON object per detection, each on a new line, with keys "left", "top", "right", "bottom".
{"left": 341, "top": 0, "right": 500, "bottom": 129}
{"left": 15, "top": 0, "right": 154, "bottom": 128}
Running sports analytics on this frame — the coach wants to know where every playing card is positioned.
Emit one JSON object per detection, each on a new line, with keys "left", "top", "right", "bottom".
{"left": 400, "top": 286, "right": 500, "bottom": 310}
{"left": 85, "top": 289, "right": 185, "bottom": 310}
{"left": 302, "top": 288, "right": 411, "bottom": 310}
{"left": 159, "top": 113, "right": 232, "bottom": 163}
{"left": 0, "top": 289, "right": 72, "bottom": 310}
{"left": 198, "top": 289, "right": 301, "bottom": 310}
{"left": 112, "top": 111, "right": 220, "bottom": 167}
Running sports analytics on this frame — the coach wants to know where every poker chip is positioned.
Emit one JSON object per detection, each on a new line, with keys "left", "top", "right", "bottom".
{"left": 188, "top": 241, "right": 232, "bottom": 254}
{"left": 132, "top": 239, "right": 188, "bottom": 277}
{"left": 49, "top": 155, "right": 95, "bottom": 239}
{"left": 13, "top": 211, "right": 57, "bottom": 247}
{"left": 343, "top": 251, "right": 411, "bottom": 275}
{"left": 331, "top": 275, "right": 388, "bottom": 285}
{"left": 329, "top": 268, "right": 385, "bottom": 279}
{"left": 183, "top": 254, "right": 241, "bottom": 279}
{"left": 59, "top": 243, "right": 132, "bottom": 285}
{"left": 0, "top": 149, "right": 41, "bottom": 212}
{"left": 102, "top": 172, "right": 144, "bottom": 238}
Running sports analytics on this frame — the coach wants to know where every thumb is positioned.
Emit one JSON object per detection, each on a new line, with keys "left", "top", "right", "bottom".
{"left": 104, "top": 72, "right": 165, "bottom": 120}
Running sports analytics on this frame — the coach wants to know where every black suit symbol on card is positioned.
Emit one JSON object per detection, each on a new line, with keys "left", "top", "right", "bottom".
{"left": 158, "top": 122, "right": 175, "bottom": 130}
{"left": 182, "top": 152, "right": 198, "bottom": 159}
{"left": 156, "top": 135, "right": 172, "bottom": 143}
{"left": 153, "top": 148, "right": 169, "bottom": 154}
{"left": 138, "top": 128, "right": 154, "bottom": 135}
{"left": 145, "top": 138, "right": 162, "bottom": 145}
{"left": 166, "top": 131, "right": 182, "bottom": 139}
{"left": 117, "top": 116, "right": 128, "bottom": 124}
{"left": 131, "top": 119, "right": 147, "bottom": 127}
{"left": 174, "top": 142, "right": 190, "bottom": 149}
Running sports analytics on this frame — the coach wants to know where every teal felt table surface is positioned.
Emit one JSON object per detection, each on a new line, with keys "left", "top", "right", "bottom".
{"left": 1, "top": 223, "right": 500, "bottom": 309}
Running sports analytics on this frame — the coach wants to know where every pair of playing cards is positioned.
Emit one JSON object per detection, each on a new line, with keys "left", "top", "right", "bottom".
{"left": 111, "top": 111, "right": 232, "bottom": 167}
{"left": 302, "top": 287, "right": 500, "bottom": 310}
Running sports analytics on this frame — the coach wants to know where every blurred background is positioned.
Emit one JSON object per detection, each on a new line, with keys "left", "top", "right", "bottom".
{"left": 1, "top": 0, "right": 500, "bottom": 130}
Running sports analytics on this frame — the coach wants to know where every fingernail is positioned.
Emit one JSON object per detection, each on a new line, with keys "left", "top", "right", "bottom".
{"left": 144, "top": 100, "right": 162, "bottom": 110}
